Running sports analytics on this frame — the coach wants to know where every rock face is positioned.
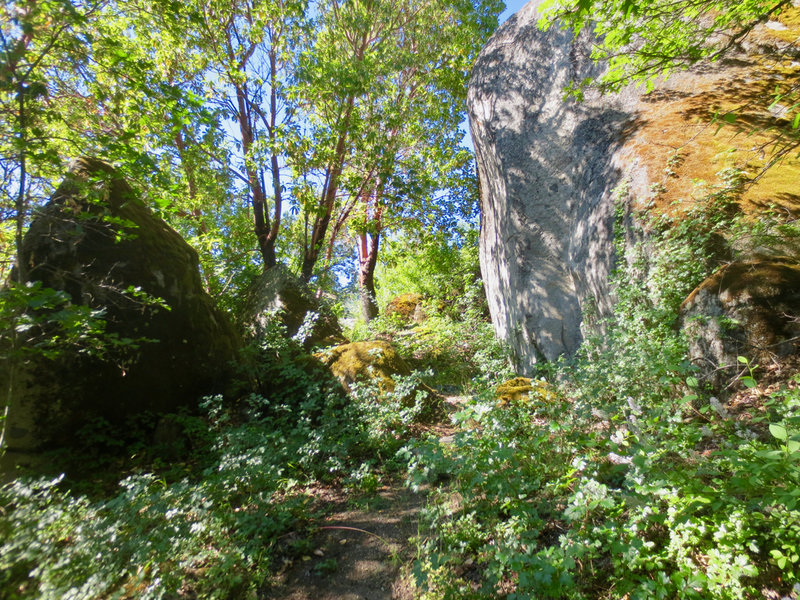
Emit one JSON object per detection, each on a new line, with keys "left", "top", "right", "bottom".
{"left": 680, "top": 261, "right": 800, "bottom": 389}
{"left": 241, "top": 264, "right": 345, "bottom": 349}
{"left": 468, "top": 0, "right": 632, "bottom": 371}
{"left": 4, "top": 158, "right": 241, "bottom": 452}
{"left": 469, "top": 0, "right": 800, "bottom": 372}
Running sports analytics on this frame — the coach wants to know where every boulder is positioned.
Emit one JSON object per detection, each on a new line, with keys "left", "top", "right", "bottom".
{"left": 314, "top": 340, "right": 440, "bottom": 416}
{"left": 680, "top": 260, "right": 800, "bottom": 390}
{"left": 469, "top": 0, "right": 800, "bottom": 373}
{"left": 2, "top": 158, "right": 241, "bottom": 453}
{"left": 495, "top": 377, "right": 557, "bottom": 406}
{"left": 385, "top": 293, "right": 426, "bottom": 324}
{"left": 241, "top": 264, "right": 345, "bottom": 349}
{"left": 314, "top": 341, "right": 412, "bottom": 396}
{"left": 468, "top": 0, "right": 631, "bottom": 371}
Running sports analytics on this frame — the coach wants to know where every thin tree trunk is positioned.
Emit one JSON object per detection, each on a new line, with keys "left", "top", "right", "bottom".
{"left": 357, "top": 182, "right": 384, "bottom": 322}
{"left": 358, "top": 229, "right": 380, "bottom": 322}
{"left": 233, "top": 81, "right": 277, "bottom": 269}
{"left": 300, "top": 96, "right": 355, "bottom": 281}
{"left": 14, "top": 82, "right": 28, "bottom": 285}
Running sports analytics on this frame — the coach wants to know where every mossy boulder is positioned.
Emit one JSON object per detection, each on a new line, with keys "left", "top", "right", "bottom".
{"left": 3, "top": 158, "right": 241, "bottom": 454}
{"left": 496, "top": 377, "right": 557, "bottom": 406}
{"left": 680, "top": 260, "right": 800, "bottom": 390}
{"left": 385, "top": 293, "right": 426, "bottom": 324}
{"left": 314, "top": 340, "right": 440, "bottom": 416}
{"left": 315, "top": 341, "right": 411, "bottom": 395}
{"left": 241, "top": 264, "right": 346, "bottom": 349}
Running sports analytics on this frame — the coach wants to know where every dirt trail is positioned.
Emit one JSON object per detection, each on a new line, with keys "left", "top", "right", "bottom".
{"left": 261, "top": 397, "right": 466, "bottom": 600}
{"left": 261, "top": 484, "right": 426, "bottom": 600}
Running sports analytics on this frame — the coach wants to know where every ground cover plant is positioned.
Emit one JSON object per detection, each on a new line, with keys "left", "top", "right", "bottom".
{"left": 0, "top": 318, "right": 441, "bottom": 600}
{"left": 402, "top": 176, "right": 800, "bottom": 599}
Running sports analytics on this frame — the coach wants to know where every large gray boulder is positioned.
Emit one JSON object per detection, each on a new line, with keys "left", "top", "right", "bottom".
{"left": 241, "top": 264, "right": 345, "bottom": 349}
{"left": 2, "top": 158, "right": 241, "bottom": 454}
{"left": 468, "top": 0, "right": 634, "bottom": 371}
{"left": 468, "top": 0, "right": 800, "bottom": 373}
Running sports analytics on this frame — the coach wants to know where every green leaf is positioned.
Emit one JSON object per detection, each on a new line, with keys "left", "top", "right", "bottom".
{"left": 770, "top": 423, "right": 788, "bottom": 441}
{"left": 737, "top": 356, "right": 749, "bottom": 364}
{"left": 787, "top": 439, "right": 800, "bottom": 453}
{"left": 741, "top": 376, "right": 757, "bottom": 389}
{"left": 686, "top": 376, "right": 699, "bottom": 388}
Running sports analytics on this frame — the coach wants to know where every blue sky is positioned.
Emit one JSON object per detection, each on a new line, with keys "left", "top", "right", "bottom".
{"left": 499, "top": 0, "right": 529, "bottom": 23}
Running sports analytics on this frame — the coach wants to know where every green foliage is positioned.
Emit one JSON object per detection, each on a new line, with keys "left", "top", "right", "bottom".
{"left": 402, "top": 167, "right": 800, "bottom": 599}
{"left": 375, "top": 226, "right": 485, "bottom": 315}
{"left": 0, "top": 315, "right": 434, "bottom": 598}
{"left": 539, "top": 0, "right": 791, "bottom": 93}
{"left": 538, "top": 0, "right": 800, "bottom": 173}
{"left": 405, "top": 374, "right": 800, "bottom": 599}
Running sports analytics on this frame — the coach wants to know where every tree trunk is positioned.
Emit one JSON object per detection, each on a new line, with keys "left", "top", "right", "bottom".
{"left": 14, "top": 82, "right": 28, "bottom": 285}
{"left": 357, "top": 230, "right": 380, "bottom": 322}
{"left": 300, "top": 97, "right": 355, "bottom": 281}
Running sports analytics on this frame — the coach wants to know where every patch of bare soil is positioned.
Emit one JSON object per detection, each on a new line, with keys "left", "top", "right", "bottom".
{"left": 260, "top": 483, "right": 426, "bottom": 600}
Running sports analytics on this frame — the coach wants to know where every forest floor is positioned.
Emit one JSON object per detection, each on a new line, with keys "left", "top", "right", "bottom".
{"left": 261, "top": 482, "right": 424, "bottom": 600}
{"left": 260, "top": 395, "right": 466, "bottom": 600}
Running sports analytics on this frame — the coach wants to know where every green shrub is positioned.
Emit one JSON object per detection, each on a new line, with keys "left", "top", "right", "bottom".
{"left": 0, "top": 314, "right": 429, "bottom": 598}
{"left": 404, "top": 179, "right": 800, "bottom": 600}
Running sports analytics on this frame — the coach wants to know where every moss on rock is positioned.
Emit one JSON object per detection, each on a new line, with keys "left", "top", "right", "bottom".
{"left": 4, "top": 158, "right": 242, "bottom": 454}
{"left": 680, "top": 259, "right": 800, "bottom": 391}
{"left": 496, "top": 377, "right": 557, "bottom": 406}
{"left": 385, "top": 293, "right": 426, "bottom": 324}
{"left": 314, "top": 340, "right": 441, "bottom": 418}
{"left": 315, "top": 341, "right": 411, "bottom": 395}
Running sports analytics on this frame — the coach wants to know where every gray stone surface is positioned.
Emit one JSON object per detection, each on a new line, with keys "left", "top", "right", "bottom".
{"left": 680, "top": 261, "right": 800, "bottom": 391}
{"left": 2, "top": 158, "right": 241, "bottom": 455}
{"left": 468, "top": 0, "right": 637, "bottom": 372}
{"left": 241, "top": 264, "right": 345, "bottom": 349}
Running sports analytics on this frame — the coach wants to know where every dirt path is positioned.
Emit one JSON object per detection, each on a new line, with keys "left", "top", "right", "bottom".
{"left": 260, "top": 484, "right": 426, "bottom": 600}
{"left": 261, "top": 397, "right": 467, "bottom": 600}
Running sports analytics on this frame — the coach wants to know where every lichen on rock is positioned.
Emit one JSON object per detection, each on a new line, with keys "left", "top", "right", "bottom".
{"left": 314, "top": 340, "right": 440, "bottom": 417}
{"left": 468, "top": 0, "right": 800, "bottom": 374}
{"left": 496, "top": 376, "right": 556, "bottom": 406}
{"left": 680, "top": 260, "right": 800, "bottom": 391}
{"left": 385, "top": 293, "right": 426, "bottom": 324}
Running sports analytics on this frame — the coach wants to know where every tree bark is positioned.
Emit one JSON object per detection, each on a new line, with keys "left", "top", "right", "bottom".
{"left": 233, "top": 80, "right": 277, "bottom": 269}
{"left": 299, "top": 96, "right": 354, "bottom": 281}
{"left": 14, "top": 82, "right": 28, "bottom": 285}
{"left": 358, "top": 229, "right": 380, "bottom": 322}
{"left": 357, "top": 183, "right": 384, "bottom": 322}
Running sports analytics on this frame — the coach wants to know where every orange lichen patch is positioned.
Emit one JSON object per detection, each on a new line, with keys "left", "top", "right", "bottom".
{"left": 619, "top": 8, "right": 800, "bottom": 223}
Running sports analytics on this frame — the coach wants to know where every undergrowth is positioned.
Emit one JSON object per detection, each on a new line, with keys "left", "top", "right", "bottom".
{"left": 3, "top": 176, "right": 800, "bottom": 599}
{"left": 0, "top": 321, "right": 439, "bottom": 599}
{"left": 403, "top": 179, "right": 800, "bottom": 599}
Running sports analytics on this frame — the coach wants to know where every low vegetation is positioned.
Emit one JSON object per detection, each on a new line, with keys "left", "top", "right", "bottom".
{"left": 2, "top": 183, "right": 800, "bottom": 599}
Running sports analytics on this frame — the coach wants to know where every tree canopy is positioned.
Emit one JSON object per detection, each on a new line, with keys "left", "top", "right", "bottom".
{"left": 1, "top": 0, "right": 502, "bottom": 310}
